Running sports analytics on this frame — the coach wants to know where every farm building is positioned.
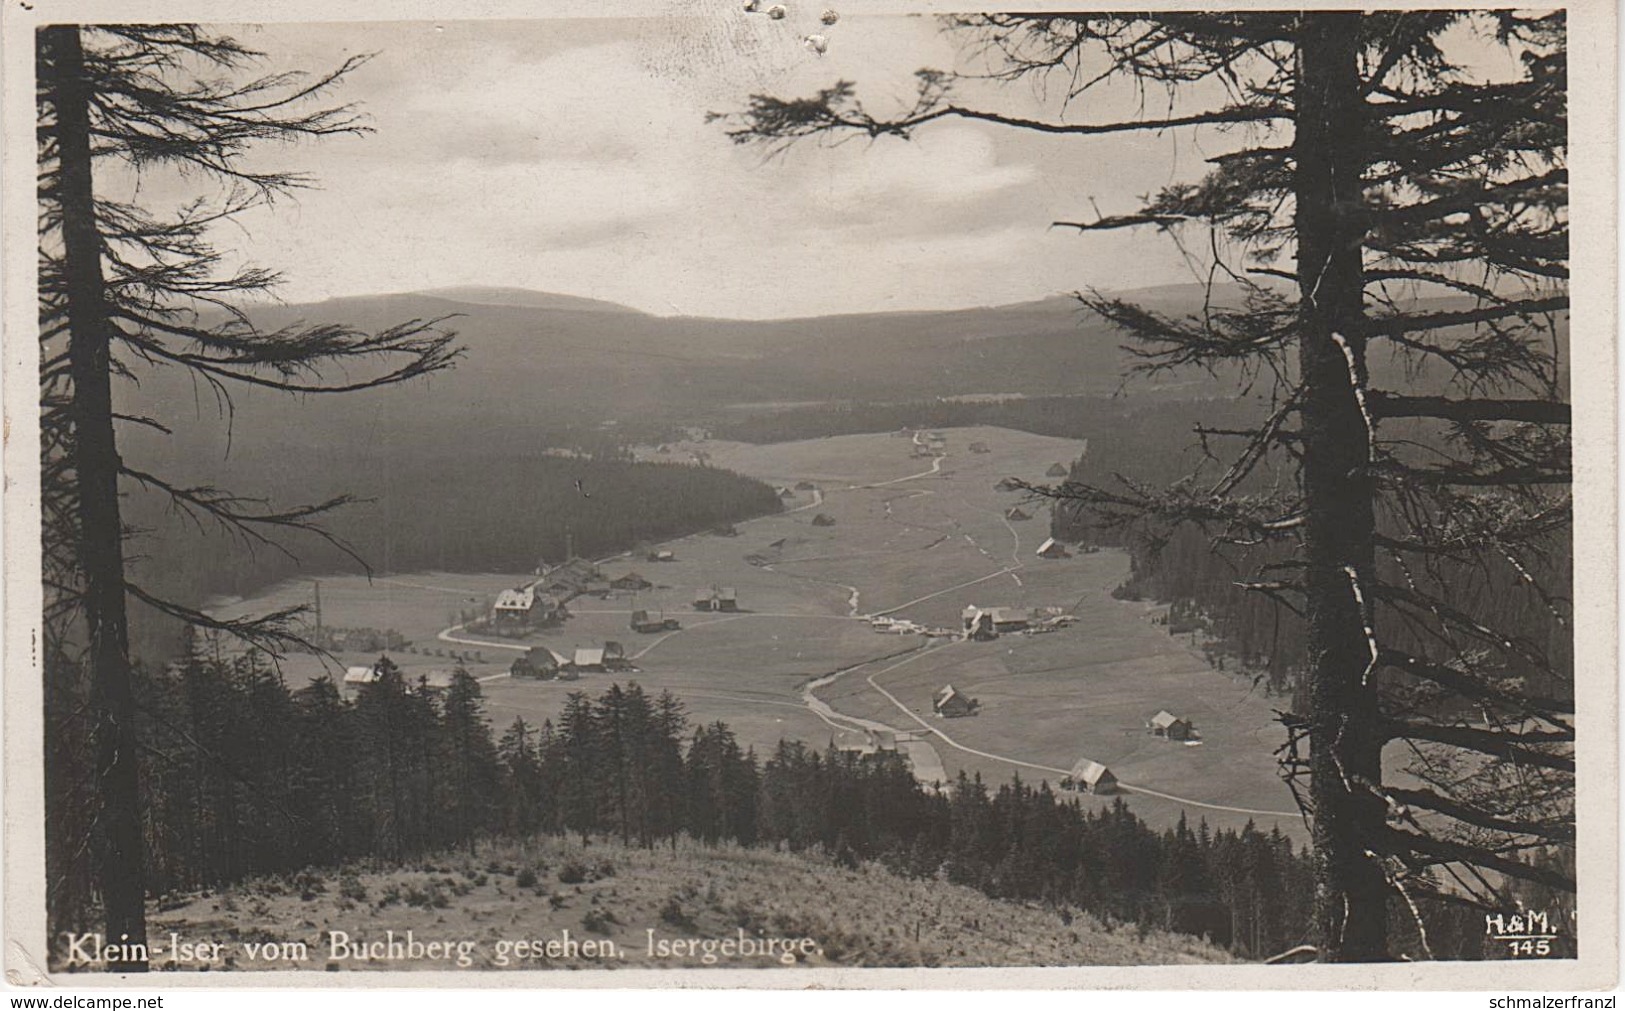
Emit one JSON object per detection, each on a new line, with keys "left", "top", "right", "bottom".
{"left": 1036, "top": 537, "right": 1071, "bottom": 559}
{"left": 777, "top": 487, "right": 796, "bottom": 499}
{"left": 961, "top": 606, "right": 1029, "bottom": 634}
{"left": 811, "top": 513, "right": 836, "bottom": 527}
{"left": 994, "top": 477, "right": 1022, "bottom": 492}
{"left": 691, "top": 586, "right": 739, "bottom": 612}
{"left": 571, "top": 647, "right": 607, "bottom": 673}
{"left": 795, "top": 480, "right": 817, "bottom": 491}
{"left": 603, "top": 641, "right": 635, "bottom": 671}
{"left": 968, "top": 441, "right": 990, "bottom": 454}
{"left": 511, "top": 646, "right": 565, "bottom": 679}
{"left": 1005, "top": 506, "right": 1031, "bottom": 521}
{"left": 870, "top": 728, "right": 898, "bottom": 752}
{"left": 630, "top": 609, "right": 679, "bottom": 633}
{"left": 1070, "top": 760, "right": 1118, "bottom": 795}
{"left": 933, "top": 684, "right": 979, "bottom": 718}
{"left": 1147, "top": 710, "right": 1196, "bottom": 741}
{"left": 610, "top": 571, "right": 652, "bottom": 591}
{"left": 647, "top": 549, "right": 676, "bottom": 563}
{"left": 1046, "top": 463, "right": 1069, "bottom": 478}
{"left": 342, "top": 664, "right": 382, "bottom": 695}
{"left": 963, "top": 610, "right": 997, "bottom": 641}
{"left": 583, "top": 579, "right": 613, "bottom": 598}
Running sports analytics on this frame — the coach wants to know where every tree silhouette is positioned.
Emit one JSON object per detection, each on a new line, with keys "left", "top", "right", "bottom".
{"left": 716, "top": 12, "right": 1570, "bottom": 960}
{"left": 38, "top": 25, "right": 460, "bottom": 965}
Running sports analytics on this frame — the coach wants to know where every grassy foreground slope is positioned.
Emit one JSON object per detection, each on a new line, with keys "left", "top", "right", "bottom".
{"left": 144, "top": 836, "right": 1232, "bottom": 971}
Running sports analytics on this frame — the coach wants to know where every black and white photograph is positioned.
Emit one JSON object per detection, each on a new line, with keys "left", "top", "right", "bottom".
{"left": 5, "top": 0, "right": 1617, "bottom": 991}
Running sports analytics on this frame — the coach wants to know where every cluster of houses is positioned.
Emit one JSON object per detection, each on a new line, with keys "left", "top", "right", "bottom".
{"left": 490, "top": 557, "right": 673, "bottom": 634}
{"left": 1054, "top": 712, "right": 1198, "bottom": 797}
{"left": 961, "top": 604, "right": 1075, "bottom": 640}
{"left": 510, "top": 642, "right": 636, "bottom": 680}
{"left": 341, "top": 663, "right": 458, "bottom": 697}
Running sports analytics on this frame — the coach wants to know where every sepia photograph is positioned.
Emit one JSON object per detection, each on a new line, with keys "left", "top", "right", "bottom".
{"left": 4, "top": 0, "right": 1616, "bottom": 991}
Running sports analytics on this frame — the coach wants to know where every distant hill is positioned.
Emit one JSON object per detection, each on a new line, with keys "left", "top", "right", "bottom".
{"left": 416, "top": 285, "right": 649, "bottom": 314}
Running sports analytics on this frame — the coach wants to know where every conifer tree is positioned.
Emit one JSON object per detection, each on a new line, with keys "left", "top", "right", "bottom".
{"left": 717, "top": 11, "right": 1570, "bottom": 960}
{"left": 38, "top": 25, "right": 460, "bottom": 962}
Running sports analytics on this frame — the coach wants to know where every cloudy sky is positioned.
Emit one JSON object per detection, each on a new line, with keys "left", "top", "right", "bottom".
{"left": 136, "top": 14, "right": 1276, "bottom": 319}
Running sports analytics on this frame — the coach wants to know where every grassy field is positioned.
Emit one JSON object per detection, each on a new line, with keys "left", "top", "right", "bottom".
{"left": 218, "top": 425, "right": 1304, "bottom": 842}
{"left": 136, "top": 835, "right": 1233, "bottom": 971}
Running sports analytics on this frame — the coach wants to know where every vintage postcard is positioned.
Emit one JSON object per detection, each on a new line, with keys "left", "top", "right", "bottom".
{"left": 3, "top": 0, "right": 1616, "bottom": 993}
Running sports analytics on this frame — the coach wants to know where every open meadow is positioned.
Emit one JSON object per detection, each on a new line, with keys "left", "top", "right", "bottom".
{"left": 218, "top": 426, "right": 1305, "bottom": 841}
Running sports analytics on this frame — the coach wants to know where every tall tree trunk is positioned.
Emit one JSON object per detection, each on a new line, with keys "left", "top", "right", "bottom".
{"left": 41, "top": 25, "right": 149, "bottom": 970}
{"left": 1293, "top": 12, "right": 1388, "bottom": 962}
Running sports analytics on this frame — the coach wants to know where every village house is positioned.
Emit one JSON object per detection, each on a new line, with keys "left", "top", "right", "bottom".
{"left": 1147, "top": 710, "right": 1196, "bottom": 741}
{"left": 630, "top": 609, "right": 680, "bottom": 633}
{"left": 1005, "top": 506, "right": 1031, "bottom": 521}
{"left": 492, "top": 585, "right": 540, "bottom": 627}
{"left": 610, "top": 571, "right": 652, "bottom": 592}
{"left": 342, "top": 664, "right": 381, "bottom": 696}
{"left": 1070, "top": 759, "right": 1118, "bottom": 795}
{"left": 571, "top": 647, "right": 606, "bottom": 673}
{"left": 510, "top": 646, "right": 565, "bottom": 679}
{"left": 933, "top": 684, "right": 979, "bottom": 718}
{"left": 603, "top": 641, "right": 634, "bottom": 671}
{"left": 1046, "top": 463, "right": 1069, "bottom": 478}
{"left": 1036, "top": 537, "right": 1071, "bottom": 559}
{"left": 961, "top": 605, "right": 1029, "bottom": 635}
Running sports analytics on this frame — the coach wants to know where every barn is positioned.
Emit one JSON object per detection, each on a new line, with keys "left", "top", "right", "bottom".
{"left": 933, "top": 684, "right": 979, "bottom": 718}
{"left": 571, "top": 647, "right": 606, "bottom": 673}
{"left": 610, "top": 571, "right": 652, "bottom": 591}
{"left": 342, "top": 664, "right": 381, "bottom": 695}
{"left": 1046, "top": 463, "right": 1069, "bottom": 478}
{"left": 1070, "top": 760, "right": 1118, "bottom": 795}
{"left": 1036, "top": 537, "right": 1071, "bottom": 559}
{"left": 962, "top": 609, "right": 998, "bottom": 641}
{"left": 511, "top": 647, "right": 565, "bottom": 679}
{"left": 716, "top": 587, "right": 739, "bottom": 612}
{"left": 1005, "top": 506, "right": 1031, "bottom": 521}
{"left": 1147, "top": 710, "right": 1196, "bottom": 741}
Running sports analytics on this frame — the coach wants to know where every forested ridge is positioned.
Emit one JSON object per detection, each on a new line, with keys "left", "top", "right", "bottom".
{"left": 51, "top": 656, "right": 1553, "bottom": 965}
{"left": 122, "top": 455, "right": 781, "bottom": 662}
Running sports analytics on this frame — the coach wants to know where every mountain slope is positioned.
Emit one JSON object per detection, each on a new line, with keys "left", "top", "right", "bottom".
{"left": 135, "top": 835, "right": 1234, "bottom": 971}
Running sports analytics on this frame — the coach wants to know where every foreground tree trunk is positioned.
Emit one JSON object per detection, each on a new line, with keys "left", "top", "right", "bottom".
{"left": 41, "top": 24, "right": 148, "bottom": 970}
{"left": 1293, "top": 12, "right": 1388, "bottom": 961}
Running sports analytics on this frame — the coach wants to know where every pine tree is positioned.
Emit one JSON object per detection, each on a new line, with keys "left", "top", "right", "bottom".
{"left": 37, "top": 25, "right": 460, "bottom": 961}
{"left": 717, "top": 12, "right": 1570, "bottom": 960}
